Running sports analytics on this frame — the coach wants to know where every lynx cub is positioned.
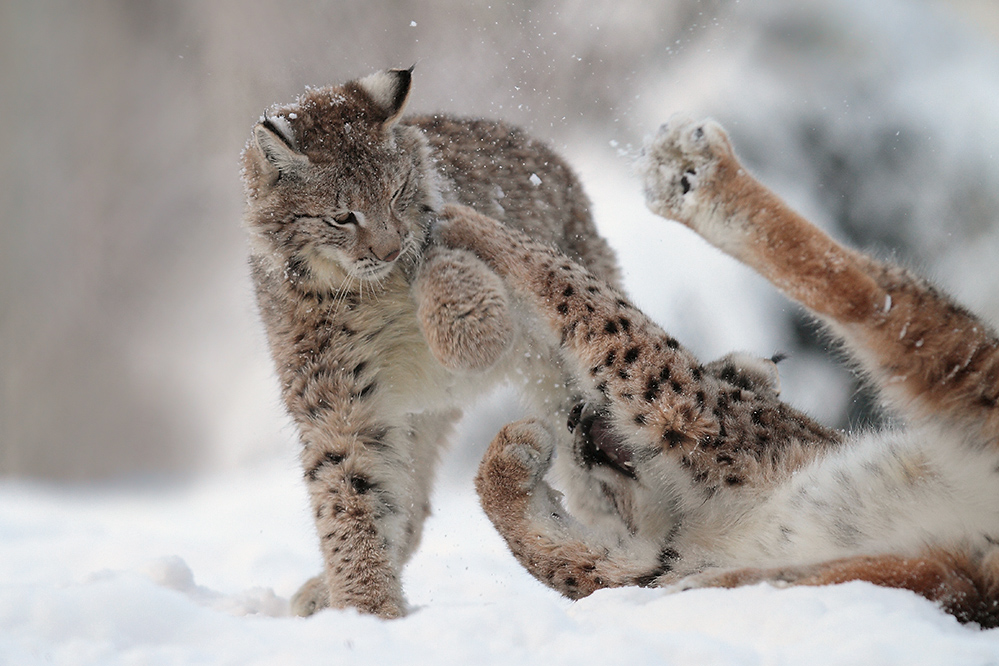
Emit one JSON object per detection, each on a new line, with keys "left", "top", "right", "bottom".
{"left": 435, "top": 118, "right": 999, "bottom": 627}
{"left": 240, "top": 69, "right": 619, "bottom": 617}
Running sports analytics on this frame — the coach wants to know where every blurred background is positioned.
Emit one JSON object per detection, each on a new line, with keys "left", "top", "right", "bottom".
{"left": 3, "top": 0, "right": 999, "bottom": 481}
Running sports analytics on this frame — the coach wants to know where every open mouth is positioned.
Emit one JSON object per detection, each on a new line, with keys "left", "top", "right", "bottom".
{"left": 568, "top": 402, "right": 636, "bottom": 479}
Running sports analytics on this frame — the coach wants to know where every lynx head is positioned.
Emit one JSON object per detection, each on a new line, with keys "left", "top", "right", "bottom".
{"left": 242, "top": 68, "right": 441, "bottom": 290}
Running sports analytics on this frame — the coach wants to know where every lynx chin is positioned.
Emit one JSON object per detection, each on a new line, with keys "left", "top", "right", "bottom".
{"left": 434, "top": 118, "right": 999, "bottom": 628}
{"left": 240, "top": 68, "right": 618, "bottom": 618}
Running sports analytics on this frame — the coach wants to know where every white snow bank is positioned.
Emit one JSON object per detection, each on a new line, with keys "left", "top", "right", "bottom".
{"left": 2, "top": 434, "right": 999, "bottom": 666}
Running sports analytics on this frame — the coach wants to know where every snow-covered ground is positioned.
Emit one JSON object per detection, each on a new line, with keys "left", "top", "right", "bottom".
{"left": 4, "top": 434, "right": 999, "bottom": 665}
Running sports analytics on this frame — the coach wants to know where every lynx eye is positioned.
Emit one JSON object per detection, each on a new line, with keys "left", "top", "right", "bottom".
{"left": 326, "top": 212, "right": 358, "bottom": 226}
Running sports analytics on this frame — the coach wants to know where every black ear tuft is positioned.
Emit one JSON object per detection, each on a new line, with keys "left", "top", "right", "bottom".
{"left": 356, "top": 67, "right": 414, "bottom": 125}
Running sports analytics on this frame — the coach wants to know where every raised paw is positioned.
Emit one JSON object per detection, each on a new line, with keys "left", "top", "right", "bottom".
{"left": 477, "top": 418, "right": 556, "bottom": 495}
{"left": 415, "top": 247, "right": 513, "bottom": 372}
{"left": 637, "top": 117, "right": 736, "bottom": 232}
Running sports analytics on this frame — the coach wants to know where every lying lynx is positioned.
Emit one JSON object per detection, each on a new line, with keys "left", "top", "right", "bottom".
{"left": 434, "top": 118, "right": 999, "bottom": 627}
{"left": 240, "top": 69, "right": 619, "bottom": 617}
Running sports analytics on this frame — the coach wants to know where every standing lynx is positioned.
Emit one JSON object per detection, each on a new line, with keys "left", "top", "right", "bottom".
{"left": 434, "top": 118, "right": 999, "bottom": 627}
{"left": 240, "top": 68, "right": 619, "bottom": 617}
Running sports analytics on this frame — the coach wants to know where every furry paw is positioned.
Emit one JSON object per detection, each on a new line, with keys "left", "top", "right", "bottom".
{"left": 290, "top": 575, "right": 330, "bottom": 617}
{"left": 476, "top": 418, "right": 556, "bottom": 497}
{"left": 415, "top": 247, "right": 513, "bottom": 372}
{"left": 638, "top": 116, "right": 735, "bottom": 232}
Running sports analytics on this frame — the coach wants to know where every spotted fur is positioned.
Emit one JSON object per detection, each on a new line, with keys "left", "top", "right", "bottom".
{"left": 242, "top": 69, "right": 618, "bottom": 617}
{"left": 436, "top": 118, "right": 999, "bottom": 627}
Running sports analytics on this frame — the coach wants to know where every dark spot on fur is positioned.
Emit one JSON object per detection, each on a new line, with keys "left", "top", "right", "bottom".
{"left": 691, "top": 366, "right": 703, "bottom": 380}
{"left": 306, "top": 451, "right": 346, "bottom": 481}
{"left": 624, "top": 347, "right": 641, "bottom": 364}
{"left": 596, "top": 381, "right": 609, "bottom": 396}
{"left": 693, "top": 470, "right": 709, "bottom": 484}
{"left": 604, "top": 320, "right": 619, "bottom": 335}
{"left": 563, "top": 285, "right": 575, "bottom": 298}
{"left": 557, "top": 302, "right": 569, "bottom": 315}
{"left": 665, "top": 337, "right": 679, "bottom": 350}
{"left": 680, "top": 174, "right": 691, "bottom": 194}
{"left": 751, "top": 409, "right": 764, "bottom": 425}
{"left": 662, "top": 430, "right": 686, "bottom": 448}
{"left": 716, "top": 454, "right": 734, "bottom": 464}
{"left": 605, "top": 350, "right": 617, "bottom": 367}
{"left": 661, "top": 547, "right": 681, "bottom": 562}
{"left": 619, "top": 317, "right": 631, "bottom": 332}
{"left": 618, "top": 369, "right": 630, "bottom": 380}
{"left": 587, "top": 285, "right": 600, "bottom": 293}
{"left": 644, "top": 377, "right": 661, "bottom": 402}
{"left": 564, "top": 576, "right": 577, "bottom": 588}
{"left": 634, "top": 413, "right": 647, "bottom": 426}
{"left": 695, "top": 391, "right": 706, "bottom": 406}
{"left": 352, "top": 361, "right": 367, "bottom": 378}
{"left": 725, "top": 475, "right": 744, "bottom": 486}
{"left": 350, "top": 475, "right": 373, "bottom": 494}
{"left": 719, "top": 364, "right": 756, "bottom": 391}
{"left": 671, "top": 380, "right": 683, "bottom": 394}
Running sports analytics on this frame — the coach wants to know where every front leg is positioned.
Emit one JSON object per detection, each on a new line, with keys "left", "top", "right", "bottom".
{"left": 290, "top": 410, "right": 455, "bottom": 618}
{"left": 437, "top": 205, "right": 838, "bottom": 498}
{"left": 283, "top": 354, "right": 424, "bottom": 619}
{"left": 476, "top": 418, "right": 666, "bottom": 599}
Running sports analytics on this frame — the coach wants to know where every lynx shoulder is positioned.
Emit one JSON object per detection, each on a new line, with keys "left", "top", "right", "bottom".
{"left": 240, "top": 68, "right": 618, "bottom": 617}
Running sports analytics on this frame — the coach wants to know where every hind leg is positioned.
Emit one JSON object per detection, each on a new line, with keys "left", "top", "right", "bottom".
{"left": 640, "top": 117, "right": 999, "bottom": 440}
{"left": 669, "top": 547, "right": 999, "bottom": 628}
{"left": 475, "top": 417, "right": 666, "bottom": 598}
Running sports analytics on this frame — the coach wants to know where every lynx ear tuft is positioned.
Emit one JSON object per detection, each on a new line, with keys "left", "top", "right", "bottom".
{"left": 250, "top": 115, "right": 308, "bottom": 187}
{"left": 356, "top": 67, "right": 413, "bottom": 125}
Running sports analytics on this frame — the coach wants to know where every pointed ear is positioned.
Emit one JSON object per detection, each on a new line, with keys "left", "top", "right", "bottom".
{"left": 249, "top": 116, "right": 308, "bottom": 187}
{"left": 356, "top": 67, "right": 413, "bottom": 125}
